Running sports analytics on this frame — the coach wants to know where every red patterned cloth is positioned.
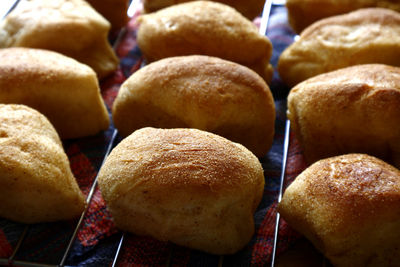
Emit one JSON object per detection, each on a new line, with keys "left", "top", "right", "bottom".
{"left": 251, "top": 132, "right": 307, "bottom": 266}
{"left": 0, "top": 230, "right": 12, "bottom": 258}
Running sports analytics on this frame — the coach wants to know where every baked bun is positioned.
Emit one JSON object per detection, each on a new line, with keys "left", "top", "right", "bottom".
{"left": 278, "top": 154, "right": 400, "bottom": 266}
{"left": 0, "top": 104, "right": 86, "bottom": 223}
{"left": 143, "top": 0, "right": 266, "bottom": 20}
{"left": 97, "top": 127, "right": 265, "bottom": 254}
{"left": 0, "top": 0, "right": 119, "bottom": 79}
{"left": 278, "top": 8, "right": 400, "bottom": 87}
{"left": 86, "top": 0, "right": 129, "bottom": 30}
{"left": 286, "top": 0, "right": 400, "bottom": 33}
{"left": 112, "top": 55, "right": 275, "bottom": 157}
{"left": 287, "top": 64, "right": 400, "bottom": 168}
{"left": 137, "top": 1, "right": 273, "bottom": 83}
{"left": 0, "top": 48, "right": 110, "bottom": 139}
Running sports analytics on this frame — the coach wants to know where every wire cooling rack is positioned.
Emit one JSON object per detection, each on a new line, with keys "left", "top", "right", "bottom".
{"left": 0, "top": 0, "right": 297, "bottom": 266}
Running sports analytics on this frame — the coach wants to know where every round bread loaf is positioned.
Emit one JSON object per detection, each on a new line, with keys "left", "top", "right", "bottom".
{"left": 278, "top": 154, "right": 400, "bottom": 266}
{"left": 0, "top": 47, "right": 110, "bottom": 139}
{"left": 278, "top": 8, "right": 400, "bottom": 87}
{"left": 0, "top": 0, "right": 119, "bottom": 79}
{"left": 287, "top": 64, "right": 400, "bottom": 168}
{"left": 112, "top": 55, "right": 275, "bottom": 157}
{"left": 97, "top": 127, "right": 265, "bottom": 254}
{"left": 286, "top": 0, "right": 400, "bottom": 33}
{"left": 137, "top": 1, "right": 273, "bottom": 83}
{"left": 0, "top": 104, "right": 86, "bottom": 223}
{"left": 143, "top": 0, "right": 266, "bottom": 20}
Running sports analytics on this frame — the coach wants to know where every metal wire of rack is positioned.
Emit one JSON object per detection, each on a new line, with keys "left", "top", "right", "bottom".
{"left": 270, "top": 120, "right": 290, "bottom": 267}
{"left": 259, "top": 3, "right": 292, "bottom": 264}
{"left": 0, "top": 0, "right": 19, "bottom": 20}
{"left": 0, "top": 0, "right": 292, "bottom": 266}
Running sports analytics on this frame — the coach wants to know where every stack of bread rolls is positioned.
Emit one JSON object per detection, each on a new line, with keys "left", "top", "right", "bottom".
{"left": 4, "top": 0, "right": 400, "bottom": 264}
{"left": 278, "top": 4, "right": 400, "bottom": 266}
{"left": 0, "top": 0, "right": 276, "bottom": 257}
{"left": 0, "top": 0, "right": 117, "bottom": 224}
{"left": 95, "top": 0, "right": 277, "bottom": 255}
{"left": 104, "top": 0, "right": 277, "bottom": 255}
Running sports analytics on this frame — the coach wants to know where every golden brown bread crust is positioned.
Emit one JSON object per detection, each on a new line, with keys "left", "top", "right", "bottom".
{"left": 97, "top": 127, "right": 265, "bottom": 254}
{"left": 137, "top": 1, "right": 273, "bottom": 82}
{"left": 287, "top": 64, "right": 400, "bottom": 168}
{"left": 0, "top": 104, "right": 86, "bottom": 223}
{"left": 0, "top": 0, "right": 119, "bottom": 79}
{"left": 86, "top": 0, "right": 129, "bottom": 30}
{"left": 286, "top": 0, "right": 400, "bottom": 33}
{"left": 0, "top": 47, "right": 110, "bottom": 139}
{"left": 278, "top": 8, "right": 400, "bottom": 87}
{"left": 143, "top": 0, "right": 266, "bottom": 20}
{"left": 278, "top": 154, "right": 400, "bottom": 266}
{"left": 112, "top": 55, "right": 275, "bottom": 157}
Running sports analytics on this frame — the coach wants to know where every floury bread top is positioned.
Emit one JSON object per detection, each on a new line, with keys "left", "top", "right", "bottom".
{"left": 286, "top": 0, "right": 400, "bottom": 33}
{"left": 137, "top": 1, "right": 274, "bottom": 83}
{"left": 97, "top": 127, "right": 265, "bottom": 255}
{"left": 0, "top": 47, "right": 110, "bottom": 139}
{"left": 278, "top": 154, "right": 400, "bottom": 266}
{"left": 278, "top": 8, "right": 400, "bottom": 87}
{"left": 0, "top": 104, "right": 85, "bottom": 223}
{"left": 0, "top": 0, "right": 119, "bottom": 79}
{"left": 287, "top": 64, "right": 400, "bottom": 168}
{"left": 112, "top": 55, "right": 276, "bottom": 158}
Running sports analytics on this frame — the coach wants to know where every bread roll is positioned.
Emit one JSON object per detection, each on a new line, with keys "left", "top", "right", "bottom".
{"left": 0, "top": 48, "right": 110, "bottom": 139}
{"left": 286, "top": 0, "right": 400, "bottom": 33}
{"left": 278, "top": 154, "right": 400, "bottom": 266}
{"left": 97, "top": 127, "right": 265, "bottom": 254}
{"left": 86, "top": 0, "right": 129, "bottom": 30}
{"left": 137, "top": 1, "right": 273, "bottom": 83}
{"left": 278, "top": 8, "right": 400, "bottom": 87}
{"left": 143, "top": 0, "right": 266, "bottom": 20}
{"left": 0, "top": 0, "right": 119, "bottom": 79}
{"left": 112, "top": 55, "right": 275, "bottom": 157}
{"left": 0, "top": 104, "right": 86, "bottom": 223}
{"left": 287, "top": 64, "right": 400, "bottom": 168}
